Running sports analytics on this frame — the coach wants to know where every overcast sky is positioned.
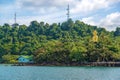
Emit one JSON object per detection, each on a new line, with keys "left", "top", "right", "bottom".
{"left": 0, "top": 0, "right": 120, "bottom": 31}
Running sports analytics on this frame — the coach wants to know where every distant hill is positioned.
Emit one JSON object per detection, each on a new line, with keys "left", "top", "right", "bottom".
{"left": 0, "top": 19, "right": 120, "bottom": 63}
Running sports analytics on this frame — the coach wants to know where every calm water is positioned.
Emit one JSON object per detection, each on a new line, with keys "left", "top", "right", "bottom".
{"left": 0, "top": 65, "right": 120, "bottom": 80}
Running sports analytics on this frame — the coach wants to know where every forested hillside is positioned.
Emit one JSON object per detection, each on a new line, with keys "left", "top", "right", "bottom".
{"left": 0, "top": 19, "right": 120, "bottom": 63}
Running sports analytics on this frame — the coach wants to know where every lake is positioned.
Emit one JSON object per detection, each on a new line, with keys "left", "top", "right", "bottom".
{"left": 0, "top": 65, "right": 120, "bottom": 80}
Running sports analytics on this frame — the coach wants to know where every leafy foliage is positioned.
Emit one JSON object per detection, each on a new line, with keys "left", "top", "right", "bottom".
{"left": 0, "top": 19, "right": 120, "bottom": 63}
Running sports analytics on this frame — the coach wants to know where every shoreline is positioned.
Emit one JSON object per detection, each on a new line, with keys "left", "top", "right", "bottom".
{"left": 11, "top": 62, "right": 120, "bottom": 67}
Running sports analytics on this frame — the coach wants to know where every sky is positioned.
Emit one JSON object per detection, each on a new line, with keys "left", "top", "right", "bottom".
{"left": 0, "top": 0, "right": 120, "bottom": 31}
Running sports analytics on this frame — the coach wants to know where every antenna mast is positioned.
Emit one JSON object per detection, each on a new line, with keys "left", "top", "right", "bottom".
{"left": 14, "top": 12, "right": 16, "bottom": 25}
{"left": 67, "top": 4, "right": 70, "bottom": 21}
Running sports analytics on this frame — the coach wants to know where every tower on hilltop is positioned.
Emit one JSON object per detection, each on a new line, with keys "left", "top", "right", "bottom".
{"left": 66, "top": 4, "right": 70, "bottom": 21}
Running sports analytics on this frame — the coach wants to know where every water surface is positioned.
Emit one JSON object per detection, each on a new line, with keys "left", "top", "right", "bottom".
{"left": 0, "top": 65, "right": 120, "bottom": 80}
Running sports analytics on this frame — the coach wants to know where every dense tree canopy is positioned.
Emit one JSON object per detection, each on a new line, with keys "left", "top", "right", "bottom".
{"left": 0, "top": 19, "right": 120, "bottom": 63}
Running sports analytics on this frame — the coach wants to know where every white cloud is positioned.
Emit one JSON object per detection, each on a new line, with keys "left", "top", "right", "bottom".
{"left": 81, "top": 12, "right": 120, "bottom": 31}
{"left": 99, "top": 12, "right": 120, "bottom": 31}
{"left": 16, "top": 0, "right": 75, "bottom": 7}
{"left": 3, "top": 12, "right": 67, "bottom": 26}
{"left": 81, "top": 17, "right": 97, "bottom": 25}
{"left": 15, "top": 0, "right": 120, "bottom": 14}
{"left": 16, "top": 11, "right": 120, "bottom": 31}
{"left": 15, "top": 0, "right": 75, "bottom": 14}
{"left": 71, "top": 0, "right": 120, "bottom": 14}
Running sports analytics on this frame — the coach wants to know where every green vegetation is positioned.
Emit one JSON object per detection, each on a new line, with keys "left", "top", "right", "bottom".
{"left": 0, "top": 19, "right": 120, "bottom": 64}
